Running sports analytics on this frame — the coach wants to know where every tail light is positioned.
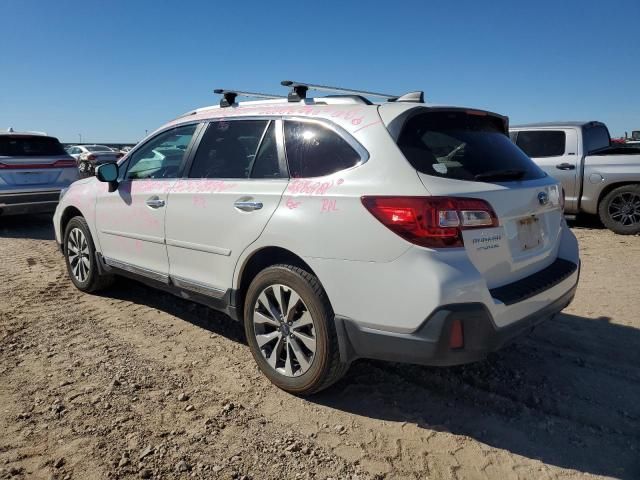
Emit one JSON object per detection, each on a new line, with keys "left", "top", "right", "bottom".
{"left": 560, "top": 188, "right": 566, "bottom": 212}
{"left": 361, "top": 196, "right": 498, "bottom": 248}
{"left": 87, "top": 154, "right": 97, "bottom": 161}
{"left": 0, "top": 159, "right": 77, "bottom": 169}
{"left": 52, "top": 159, "right": 77, "bottom": 168}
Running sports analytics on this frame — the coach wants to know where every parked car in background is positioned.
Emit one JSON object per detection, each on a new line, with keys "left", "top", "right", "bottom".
{"left": 66, "top": 144, "right": 123, "bottom": 176}
{"left": 54, "top": 81, "right": 579, "bottom": 395}
{"left": 0, "top": 129, "right": 78, "bottom": 215}
{"left": 510, "top": 121, "right": 640, "bottom": 234}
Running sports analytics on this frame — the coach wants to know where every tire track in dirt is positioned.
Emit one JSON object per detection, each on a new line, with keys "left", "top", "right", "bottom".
{"left": 2, "top": 223, "right": 639, "bottom": 479}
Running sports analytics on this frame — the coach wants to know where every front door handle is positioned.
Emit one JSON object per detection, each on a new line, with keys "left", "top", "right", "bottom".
{"left": 146, "top": 196, "right": 165, "bottom": 209}
{"left": 234, "top": 200, "right": 263, "bottom": 212}
{"left": 555, "top": 163, "right": 576, "bottom": 170}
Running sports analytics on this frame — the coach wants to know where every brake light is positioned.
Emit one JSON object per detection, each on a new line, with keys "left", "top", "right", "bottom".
{"left": 87, "top": 154, "right": 97, "bottom": 161}
{"left": 0, "top": 159, "right": 77, "bottom": 169}
{"left": 52, "top": 159, "right": 77, "bottom": 168}
{"left": 361, "top": 196, "right": 498, "bottom": 248}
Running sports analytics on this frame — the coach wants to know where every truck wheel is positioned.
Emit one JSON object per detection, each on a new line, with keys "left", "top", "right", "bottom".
{"left": 598, "top": 184, "right": 640, "bottom": 235}
{"left": 64, "top": 216, "right": 114, "bottom": 292}
{"left": 243, "top": 264, "right": 349, "bottom": 395}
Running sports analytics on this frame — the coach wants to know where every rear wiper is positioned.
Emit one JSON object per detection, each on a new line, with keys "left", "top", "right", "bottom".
{"left": 474, "top": 169, "right": 526, "bottom": 181}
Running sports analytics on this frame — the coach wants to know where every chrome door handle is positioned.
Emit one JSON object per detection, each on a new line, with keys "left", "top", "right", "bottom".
{"left": 555, "top": 163, "right": 576, "bottom": 170}
{"left": 234, "top": 200, "right": 263, "bottom": 212}
{"left": 146, "top": 197, "right": 165, "bottom": 208}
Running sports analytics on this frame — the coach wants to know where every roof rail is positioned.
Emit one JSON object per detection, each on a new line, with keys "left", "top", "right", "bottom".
{"left": 213, "top": 89, "right": 285, "bottom": 108}
{"left": 281, "top": 80, "right": 399, "bottom": 102}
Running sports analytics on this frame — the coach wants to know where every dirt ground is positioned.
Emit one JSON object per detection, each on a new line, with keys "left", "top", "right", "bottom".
{"left": 0, "top": 214, "right": 638, "bottom": 480}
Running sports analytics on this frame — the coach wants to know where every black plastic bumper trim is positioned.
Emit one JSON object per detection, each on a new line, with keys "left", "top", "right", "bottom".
{"left": 336, "top": 276, "right": 578, "bottom": 367}
{"left": 489, "top": 258, "right": 578, "bottom": 306}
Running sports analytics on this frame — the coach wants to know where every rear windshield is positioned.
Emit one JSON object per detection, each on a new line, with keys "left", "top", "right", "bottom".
{"left": 86, "top": 145, "right": 112, "bottom": 152}
{"left": 0, "top": 136, "right": 66, "bottom": 157}
{"left": 583, "top": 124, "right": 610, "bottom": 153}
{"left": 397, "top": 111, "right": 546, "bottom": 182}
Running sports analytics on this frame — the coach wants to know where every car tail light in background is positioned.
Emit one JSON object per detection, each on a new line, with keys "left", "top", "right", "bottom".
{"left": 361, "top": 196, "right": 499, "bottom": 248}
{"left": 0, "top": 159, "right": 77, "bottom": 169}
{"left": 52, "top": 159, "right": 77, "bottom": 168}
{"left": 87, "top": 154, "right": 97, "bottom": 161}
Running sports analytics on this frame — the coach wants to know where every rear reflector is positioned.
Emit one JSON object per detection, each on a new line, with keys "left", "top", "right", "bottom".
{"left": 0, "top": 159, "right": 77, "bottom": 169}
{"left": 361, "top": 196, "right": 498, "bottom": 248}
{"left": 449, "top": 319, "right": 464, "bottom": 349}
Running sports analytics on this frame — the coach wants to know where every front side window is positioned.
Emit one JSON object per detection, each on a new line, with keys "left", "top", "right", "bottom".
{"left": 189, "top": 120, "right": 269, "bottom": 179}
{"left": 516, "top": 131, "right": 566, "bottom": 157}
{"left": 126, "top": 124, "right": 196, "bottom": 180}
{"left": 284, "top": 121, "right": 362, "bottom": 178}
{"left": 397, "top": 111, "right": 546, "bottom": 182}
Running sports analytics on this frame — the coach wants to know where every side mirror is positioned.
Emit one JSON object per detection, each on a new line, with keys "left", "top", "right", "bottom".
{"left": 96, "top": 163, "right": 119, "bottom": 192}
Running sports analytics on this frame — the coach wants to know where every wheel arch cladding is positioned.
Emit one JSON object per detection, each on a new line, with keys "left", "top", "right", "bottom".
{"left": 61, "top": 206, "right": 84, "bottom": 237}
{"left": 234, "top": 247, "right": 321, "bottom": 312}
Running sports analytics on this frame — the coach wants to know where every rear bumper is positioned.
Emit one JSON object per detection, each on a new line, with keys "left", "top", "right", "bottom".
{"left": 336, "top": 263, "right": 579, "bottom": 366}
{"left": 0, "top": 190, "right": 60, "bottom": 216}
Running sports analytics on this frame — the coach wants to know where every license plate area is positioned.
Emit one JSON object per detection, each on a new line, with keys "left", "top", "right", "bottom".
{"left": 517, "top": 215, "right": 542, "bottom": 251}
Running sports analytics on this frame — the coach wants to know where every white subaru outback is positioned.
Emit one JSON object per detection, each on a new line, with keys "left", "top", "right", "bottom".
{"left": 53, "top": 82, "right": 580, "bottom": 395}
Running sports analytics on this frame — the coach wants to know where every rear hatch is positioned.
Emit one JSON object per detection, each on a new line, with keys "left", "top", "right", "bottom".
{"left": 395, "top": 108, "right": 564, "bottom": 288}
{"left": 0, "top": 135, "right": 78, "bottom": 191}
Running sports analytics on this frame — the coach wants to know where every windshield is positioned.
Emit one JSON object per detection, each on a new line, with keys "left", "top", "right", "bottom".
{"left": 397, "top": 111, "right": 546, "bottom": 182}
{"left": 86, "top": 145, "right": 112, "bottom": 152}
{"left": 0, "top": 135, "right": 66, "bottom": 157}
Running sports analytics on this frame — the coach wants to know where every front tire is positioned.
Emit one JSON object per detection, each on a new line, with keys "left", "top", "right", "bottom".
{"left": 598, "top": 184, "right": 640, "bottom": 235}
{"left": 63, "top": 216, "right": 114, "bottom": 292}
{"left": 243, "top": 264, "right": 348, "bottom": 395}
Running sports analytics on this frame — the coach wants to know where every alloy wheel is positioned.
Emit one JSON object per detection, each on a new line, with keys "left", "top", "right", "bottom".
{"left": 252, "top": 284, "right": 317, "bottom": 377}
{"left": 608, "top": 192, "right": 640, "bottom": 226}
{"left": 67, "top": 227, "right": 91, "bottom": 283}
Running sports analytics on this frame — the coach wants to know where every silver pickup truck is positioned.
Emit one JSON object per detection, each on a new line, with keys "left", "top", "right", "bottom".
{"left": 510, "top": 121, "right": 640, "bottom": 234}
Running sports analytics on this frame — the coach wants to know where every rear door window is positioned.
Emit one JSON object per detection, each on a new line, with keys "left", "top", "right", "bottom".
{"left": 0, "top": 136, "right": 66, "bottom": 156}
{"left": 515, "top": 131, "right": 566, "bottom": 157}
{"left": 284, "top": 121, "right": 363, "bottom": 178}
{"left": 189, "top": 120, "right": 269, "bottom": 179}
{"left": 397, "top": 111, "right": 546, "bottom": 182}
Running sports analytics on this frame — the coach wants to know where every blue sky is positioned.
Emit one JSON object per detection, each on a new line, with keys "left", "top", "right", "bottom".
{"left": 2, "top": 0, "right": 639, "bottom": 143}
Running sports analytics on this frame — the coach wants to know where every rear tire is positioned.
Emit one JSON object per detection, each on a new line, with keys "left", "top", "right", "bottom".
{"left": 243, "top": 264, "right": 349, "bottom": 395}
{"left": 63, "top": 216, "right": 114, "bottom": 292}
{"left": 598, "top": 184, "right": 640, "bottom": 235}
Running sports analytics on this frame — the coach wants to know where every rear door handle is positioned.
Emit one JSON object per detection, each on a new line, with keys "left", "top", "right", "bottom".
{"left": 234, "top": 200, "right": 263, "bottom": 212}
{"left": 555, "top": 163, "right": 576, "bottom": 171}
{"left": 146, "top": 196, "right": 165, "bottom": 208}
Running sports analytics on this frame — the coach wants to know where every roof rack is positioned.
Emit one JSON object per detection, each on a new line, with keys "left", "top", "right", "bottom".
{"left": 281, "top": 80, "right": 398, "bottom": 102}
{"left": 280, "top": 80, "right": 425, "bottom": 104}
{"left": 213, "top": 89, "right": 285, "bottom": 108}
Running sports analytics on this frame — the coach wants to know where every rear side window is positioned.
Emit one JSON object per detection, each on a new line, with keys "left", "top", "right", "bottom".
{"left": 284, "top": 121, "right": 362, "bottom": 178}
{"left": 583, "top": 124, "right": 610, "bottom": 153}
{"left": 397, "top": 112, "right": 546, "bottom": 182}
{"left": 189, "top": 120, "right": 269, "bottom": 179}
{"left": 516, "top": 131, "right": 566, "bottom": 157}
{"left": 0, "top": 136, "right": 66, "bottom": 156}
